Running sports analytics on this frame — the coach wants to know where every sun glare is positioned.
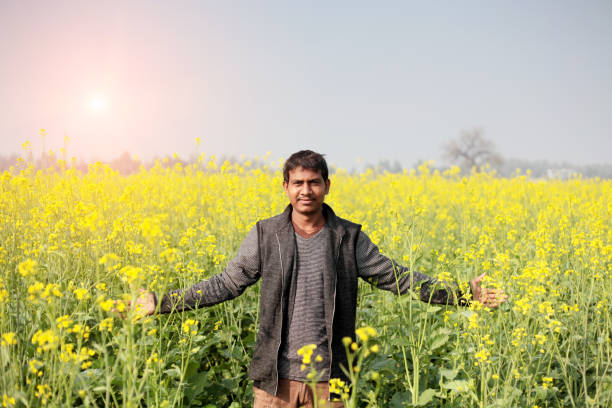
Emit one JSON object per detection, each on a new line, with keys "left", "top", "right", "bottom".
{"left": 88, "top": 94, "right": 108, "bottom": 114}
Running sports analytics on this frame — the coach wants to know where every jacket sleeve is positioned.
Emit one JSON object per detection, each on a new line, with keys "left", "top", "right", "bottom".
{"left": 356, "top": 231, "right": 469, "bottom": 306}
{"left": 158, "top": 226, "right": 261, "bottom": 313}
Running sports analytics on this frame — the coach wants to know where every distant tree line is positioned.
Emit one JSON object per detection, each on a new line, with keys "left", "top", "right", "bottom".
{"left": 0, "top": 151, "right": 272, "bottom": 176}
{"left": 2, "top": 130, "right": 611, "bottom": 179}
{"left": 495, "top": 158, "right": 612, "bottom": 179}
{"left": 363, "top": 128, "right": 612, "bottom": 179}
{"left": 437, "top": 128, "right": 612, "bottom": 179}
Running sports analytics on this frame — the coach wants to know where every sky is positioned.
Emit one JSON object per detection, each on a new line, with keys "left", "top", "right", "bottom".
{"left": 1, "top": 0, "right": 611, "bottom": 169}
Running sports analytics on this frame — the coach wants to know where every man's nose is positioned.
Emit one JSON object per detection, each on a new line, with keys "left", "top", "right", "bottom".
{"left": 302, "top": 182, "right": 312, "bottom": 194}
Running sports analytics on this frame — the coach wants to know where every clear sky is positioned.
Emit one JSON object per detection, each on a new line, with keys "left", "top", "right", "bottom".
{"left": 1, "top": 0, "right": 611, "bottom": 169}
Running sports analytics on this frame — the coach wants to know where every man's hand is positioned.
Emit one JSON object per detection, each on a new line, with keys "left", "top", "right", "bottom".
{"left": 117, "top": 289, "right": 156, "bottom": 317}
{"left": 469, "top": 273, "right": 508, "bottom": 308}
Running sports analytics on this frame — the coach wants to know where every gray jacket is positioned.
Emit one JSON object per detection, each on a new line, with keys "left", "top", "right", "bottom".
{"left": 158, "top": 203, "right": 468, "bottom": 395}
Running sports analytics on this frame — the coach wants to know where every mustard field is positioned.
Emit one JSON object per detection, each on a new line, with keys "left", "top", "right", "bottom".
{"left": 1, "top": 162, "right": 610, "bottom": 407}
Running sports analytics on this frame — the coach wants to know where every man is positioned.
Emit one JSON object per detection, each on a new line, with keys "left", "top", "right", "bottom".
{"left": 134, "top": 150, "right": 507, "bottom": 407}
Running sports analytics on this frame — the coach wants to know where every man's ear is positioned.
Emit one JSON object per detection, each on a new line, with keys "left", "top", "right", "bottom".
{"left": 324, "top": 179, "right": 331, "bottom": 194}
{"left": 283, "top": 180, "right": 289, "bottom": 194}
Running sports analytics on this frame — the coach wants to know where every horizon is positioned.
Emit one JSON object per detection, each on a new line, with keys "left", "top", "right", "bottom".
{"left": 6, "top": 145, "right": 612, "bottom": 180}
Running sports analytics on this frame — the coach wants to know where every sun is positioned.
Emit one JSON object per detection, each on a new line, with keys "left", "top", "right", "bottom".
{"left": 88, "top": 94, "right": 108, "bottom": 114}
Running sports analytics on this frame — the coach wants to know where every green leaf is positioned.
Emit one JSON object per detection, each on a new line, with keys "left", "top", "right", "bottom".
{"left": 440, "top": 368, "right": 457, "bottom": 380}
{"left": 369, "top": 356, "right": 396, "bottom": 372}
{"left": 164, "top": 366, "right": 182, "bottom": 379}
{"left": 221, "top": 377, "right": 239, "bottom": 390}
{"left": 390, "top": 391, "right": 411, "bottom": 408}
{"left": 184, "top": 360, "right": 200, "bottom": 380}
{"left": 429, "top": 334, "right": 449, "bottom": 351}
{"left": 443, "top": 379, "right": 470, "bottom": 392}
{"left": 392, "top": 336, "right": 412, "bottom": 346}
{"left": 397, "top": 295, "right": 412, "bottom": 306}
{"left": 426, "top": 305, "right": 441, "bottom": 313}
{"left": 0, "top": 348, "right": 9, "bottom": 369}
{"left": 461, "top": 310, "right": 475, "bottom": 319}
{"left": 184, "top": 371, "right": 210, "bottom": 400}
{"left": 415, "top": 388, "right": 436, "bottom": 406}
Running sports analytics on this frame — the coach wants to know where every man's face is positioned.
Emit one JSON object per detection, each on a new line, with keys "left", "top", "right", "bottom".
{"left": 283, "top": 166, "right": 330, "bottom": 216}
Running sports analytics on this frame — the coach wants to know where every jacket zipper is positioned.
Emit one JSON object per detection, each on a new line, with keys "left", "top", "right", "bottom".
{"left": 328, "top": 235, "right": 343, "bottom": 379}
{"left": 273, "top": 233, "right": 285, "bottom": 395}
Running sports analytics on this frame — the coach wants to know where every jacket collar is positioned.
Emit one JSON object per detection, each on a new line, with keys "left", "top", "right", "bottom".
{"left": 276, "top": 202, "right": 345, "bottom": 237}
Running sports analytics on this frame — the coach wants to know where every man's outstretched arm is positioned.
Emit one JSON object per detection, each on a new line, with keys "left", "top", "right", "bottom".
{"left": 356, "top": 231, "right": 507, "bottom": 307}
{"left": 133, "top": 225, "right": 261, "bottom": 315}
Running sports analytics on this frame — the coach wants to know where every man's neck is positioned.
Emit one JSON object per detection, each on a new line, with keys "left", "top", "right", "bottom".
{"left": 291, "top": 208, "right": 326, "bottom": 233}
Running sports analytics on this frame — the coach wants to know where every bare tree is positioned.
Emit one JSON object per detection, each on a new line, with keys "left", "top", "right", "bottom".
{"left": 443, "top": 128, "right": 503, "bottom": 171}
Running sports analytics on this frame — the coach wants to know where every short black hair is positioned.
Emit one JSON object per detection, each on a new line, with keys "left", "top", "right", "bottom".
{"left": 283, "top": 150, "right": 328, "bottom": 182}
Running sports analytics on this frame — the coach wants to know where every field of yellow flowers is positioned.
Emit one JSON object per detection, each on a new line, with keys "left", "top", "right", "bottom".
{"left": 1, "top": 161, "right": 610, "bottom": 407}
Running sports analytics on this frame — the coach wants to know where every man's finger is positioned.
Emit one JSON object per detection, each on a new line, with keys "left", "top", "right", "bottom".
{"left": 472, "top": 273, "right": 486, "bottom": 284}
{"left": 482, "top": 291, "right": 508, "bottom": 307}
{"left": 483, "top": 289, "right": 507, "bottom": 298}
{"left": 485, "top": 299, "right": 499, "bottom": 308}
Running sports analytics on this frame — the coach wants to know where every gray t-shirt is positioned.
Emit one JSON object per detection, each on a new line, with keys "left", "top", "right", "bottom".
{"left": 278, "top": 226, "right": 331, "bottom": 380}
